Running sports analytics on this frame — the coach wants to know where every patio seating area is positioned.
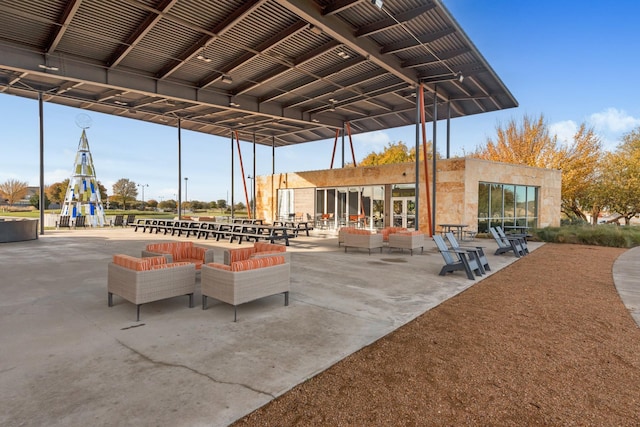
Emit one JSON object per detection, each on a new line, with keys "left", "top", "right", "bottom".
{"left": 0, "top": 226, "right": 539, "bottom": 426}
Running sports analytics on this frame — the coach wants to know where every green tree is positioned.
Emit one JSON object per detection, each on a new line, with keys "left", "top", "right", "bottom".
{"left": 191, "top": 200, "right": 205, "bottom": 210}
{"left": 96, "top": 181, "right": 108, "bottom": 202}
{"left": 209, "top": 200, "right": 218, "bottom": 209}
{"left": 217, "top": 199, "right": 227, "bottom": 210}
{"left": 159, "top": 199, "right": 177, "bottom": 210}
{"left": 30, "top": 192, "right": 51, "bottom": 209}
{"left": 146, "top": 199, "right": 158, "bottom": 210}
{"left": 112, "top": 178, "right": 138, "bottom": 210}
{"left": 0, "top": 179, "right": 28, "bottom": 205}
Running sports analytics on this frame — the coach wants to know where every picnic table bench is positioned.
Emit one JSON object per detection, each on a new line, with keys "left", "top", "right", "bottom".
{"left": 273, "top": 220, "right": 313, "bottom": 237}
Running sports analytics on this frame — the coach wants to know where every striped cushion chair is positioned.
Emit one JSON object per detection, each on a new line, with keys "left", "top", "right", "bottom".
{"left": 224, "top": 241, "right": 290, "bottom": 265}
{"left": 142, "top": 241, "right": 214, "bottom": 270}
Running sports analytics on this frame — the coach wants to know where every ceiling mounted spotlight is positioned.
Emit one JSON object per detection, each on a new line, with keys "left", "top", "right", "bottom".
{"left": 371, "top": 0, "right": 384, "bottom": 8}
{"left": 221, "top": 75, "right": 233, "bottom": 84}
{"left": 308, "top": 24, "right": 322, "bottom": 35}
{"left": 196, "top": 54, "right": 212, "bottom": 63}
{"left": 38, "top": 64, "right": 59, "bottom": 71}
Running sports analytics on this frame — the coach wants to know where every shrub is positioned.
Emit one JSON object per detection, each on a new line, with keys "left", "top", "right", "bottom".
{"left": 531, "top": 225, "right": 640, "bottom": 248}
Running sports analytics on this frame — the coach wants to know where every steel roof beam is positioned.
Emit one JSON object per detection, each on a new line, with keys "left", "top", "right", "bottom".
{"left": 47, "top": 0, "right": 83, "bottom": 54}
{"left": 322, "top": 0, "right": 360, "bottom": 16}
{"left": 275, "top": 0, "right": 419, "bottom": 86}
{"left": 108, "top": 0, "right": 179, "bottom": 69}
{"left": 381, "top": 28, "right": 455, "bottom": 54}
{"left": 155, "top": 0, "right": 267, "bottom": 79}
{"left": 355, "top": 3, "right": 437, "bottom": 38}
{"left": 199, "top": 21, "right": 308, "bottom": 89}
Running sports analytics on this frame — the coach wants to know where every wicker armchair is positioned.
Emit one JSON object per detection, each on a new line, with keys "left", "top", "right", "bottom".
{"left": 201, "top": 256, "right": 290, "bottom": 322}
{"left": 388, "top": 231, "right": 425, "bottom": 255}
{"left": 343, "top": 230, "right": 384, "bottom": 254}
{"left": 108, "top": 254, "right": 196, "bottom": 321}
{"left": 223, "top": 241, "right": 290, "bottom": 265}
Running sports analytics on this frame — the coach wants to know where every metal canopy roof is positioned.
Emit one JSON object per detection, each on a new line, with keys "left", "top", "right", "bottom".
{"left": 0, "top": 0, "right": 517, "bottom": 147}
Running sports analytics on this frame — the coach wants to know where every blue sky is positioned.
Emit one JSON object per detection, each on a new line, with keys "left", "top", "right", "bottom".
{"left": 2, "top": 0, "right": 639, "bottom": 203}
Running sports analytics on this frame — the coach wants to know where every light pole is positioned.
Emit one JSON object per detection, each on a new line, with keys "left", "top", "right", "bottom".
{"left": 184, "top": 177, "right": 188, "bottom": 203}
{"left": 138, "top": 184, "right": 148, "bottom": 210}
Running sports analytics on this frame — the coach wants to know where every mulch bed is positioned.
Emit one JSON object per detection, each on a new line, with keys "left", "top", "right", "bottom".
{"left": 234, "top": 244, "right": 640, "bottom": 426}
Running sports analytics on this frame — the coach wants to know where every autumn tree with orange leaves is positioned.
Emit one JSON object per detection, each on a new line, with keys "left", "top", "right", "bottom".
{"left": 471, "top": 114, "right": 603, "bottom": 222}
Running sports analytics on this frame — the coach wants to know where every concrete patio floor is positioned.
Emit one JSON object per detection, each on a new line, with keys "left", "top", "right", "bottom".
{"left": 0, "top": 226, "right": 579, "bottom": 426}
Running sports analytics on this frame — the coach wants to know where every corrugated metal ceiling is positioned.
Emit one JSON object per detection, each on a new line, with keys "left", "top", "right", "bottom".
{"left": 0, "top": 0, "right": 517, "bottom": 147}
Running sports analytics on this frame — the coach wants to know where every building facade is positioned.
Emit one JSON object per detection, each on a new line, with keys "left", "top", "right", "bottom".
{"left": 254, "top": 158, "right": 561, "bottom": 234}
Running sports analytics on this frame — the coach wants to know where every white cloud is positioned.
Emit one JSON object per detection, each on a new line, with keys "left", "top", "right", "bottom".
{"left": 353, "top": 130, "right": 392, "bottom": 153}
{"left": 589, "top": 108, "right": 640, "bottom": 133}
{"left": 549, "top": 120, "right": 578, "bottom": 144}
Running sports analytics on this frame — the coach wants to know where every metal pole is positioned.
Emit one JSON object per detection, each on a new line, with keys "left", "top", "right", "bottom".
{"left": 414, "top": 85, "right": 420, "bottom": 231}
{"left": 38, "top": 92, "right": 44, "bottom": 235}
{"left": 446, "top": 101, "right": 451, "bottom": 159}
{"left": 341, "top": 122, "right": 345, "bottom": 168}
{"left": 178, "top": 118, "right": 182, "bottom": 219}
{"left": 231, "top": 132, "right": 235, "bottom": 219}
{"left": 253, "top": 133, "right": 256, "bottom": 219}
{"left": 432, "top": 85, "right": 438, "bottom": 230}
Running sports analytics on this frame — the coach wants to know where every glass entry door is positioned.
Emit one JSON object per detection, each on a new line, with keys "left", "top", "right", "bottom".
{"left": 392, "top": 197, "right": 416, "bottom": 228}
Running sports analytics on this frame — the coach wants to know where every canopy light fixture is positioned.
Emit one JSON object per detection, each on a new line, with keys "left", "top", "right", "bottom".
{"left": 421, "top": 72, "right": 464, "bottom": 84}
{"left": 196, "top": 54, "right": 212, "bottom": 63}
{"left": 371, "top": 0, "right": 384, "bottom": 9}
{"left": 221, "top": 75, "right": 233, "bottom": 84}
{"left": 229, "top": 101, "right": 240, "bottom": 107}
{"left": 308, "top": 24, "right": 322, "bottom": 35}
{"left": 38, "top": 64, "right": 59, "bottom": 71}
{"left": 337, "top": 51, "right": 350, "bottom": 59}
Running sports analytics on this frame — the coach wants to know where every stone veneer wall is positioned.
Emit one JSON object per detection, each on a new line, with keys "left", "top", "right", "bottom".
{"left": 255, "top": 158, "right": 562, "bottom": 232}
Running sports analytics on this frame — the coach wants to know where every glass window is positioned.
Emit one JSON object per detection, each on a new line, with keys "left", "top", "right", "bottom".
{"left": 478, "top": 182, "right": 538, "bottom": 232}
